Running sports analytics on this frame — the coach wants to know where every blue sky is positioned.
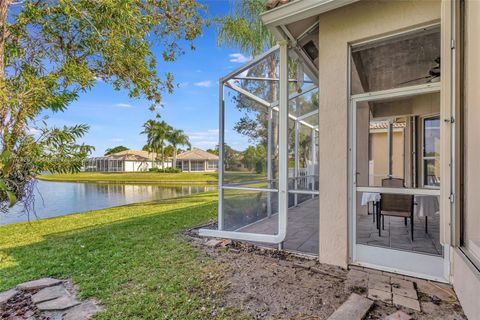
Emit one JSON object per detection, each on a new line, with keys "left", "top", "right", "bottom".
{"left": 38, "top": 1, "right": 253, "bottom": 157}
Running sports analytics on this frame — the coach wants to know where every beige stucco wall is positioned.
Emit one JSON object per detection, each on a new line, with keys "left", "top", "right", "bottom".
{"left": 317, "top": 0, "right": 441, "bottom": 267}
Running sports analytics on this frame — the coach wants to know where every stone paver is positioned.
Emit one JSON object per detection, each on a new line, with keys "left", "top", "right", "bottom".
{"left": 63, "top": 300, "right": 104, "bottom": 320}
{"left": 0, "top": 289, "right": 18, "bottom": 307}
{"left": 392, "top": 284, "right": 417, "bottom": 300}
{"left": 368, "top": 288, "right": 392, "bottom": 303}
{"left": 17, "top": 278, "right": 62, "bottom": 291}
{"left": 393, "top": 294, "right": 421, "bottom": 311}
{"left": 416, "top": 280, "right": 456, "bottom": 302}
{"left": 369, "top": 273, "right": 390, "bottom": 284}
{"left": 32, "top": 284, "right": 69, "bottom": 304}
{"left": 384, "top": 310, "right": 413, "bottom": 320}
{"left": 327, "top": 293, "right": 373, "bottom": 320}
{"left": 37, "top": 295, "right": 81, "bottom": 311}
{"left": 368, "top": 279, "right": 391, "bottom": 292}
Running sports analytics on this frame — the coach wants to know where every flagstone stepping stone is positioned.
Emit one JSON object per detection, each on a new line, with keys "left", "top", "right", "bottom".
{"left": 36, "top": 295, "right": 80, "bottom": 311}
{"left": 327, "top": 293, "right": 373, "bottom": 320}
{"left": 0, "top": 289, "right": 18, "bottom": 307}
{"left": 385, "top": 310, "right": 413, "bottom": 320}
{"left": 63, "top": 300, "right": 104, "bottom": 320}
{"left": 17, "top": 278, "right": 62, "bottom": 291}
{"left": 32, "top": 284, "right": 69, "bottom": 304}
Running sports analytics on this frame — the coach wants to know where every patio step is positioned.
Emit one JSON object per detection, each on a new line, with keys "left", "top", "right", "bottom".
{"left": 327, "top": 293, "right": 373, "bottom": 320}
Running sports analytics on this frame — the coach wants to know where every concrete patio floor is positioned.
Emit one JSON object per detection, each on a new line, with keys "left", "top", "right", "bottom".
{"left": 356, "top": 213, "right": 442, "bottom": 256}
{"left": 238, "top": 196, "right": 442, "bottom": 257}
{"left": 239, "top": 197, "right": 319, "bottom": 255}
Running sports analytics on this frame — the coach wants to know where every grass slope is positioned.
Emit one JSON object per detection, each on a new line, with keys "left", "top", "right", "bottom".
{"left": 37, "top": 171, "right": 264, "bottom": 184}
{"left": 0, "top": 192, "right": 244, "bottom": 319}
{"left": 37, "top": 172, "right": 218, "bottom": 184}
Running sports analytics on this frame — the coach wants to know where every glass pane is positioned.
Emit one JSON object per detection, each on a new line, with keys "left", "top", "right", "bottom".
{"left": 351, "top": 28, "right": 441, "bottom": 95}
{"left": 424, "top": 159, "right": 440, "bottom": 187}
{"left": 230, "top": 50, "right": 280, "bottom": 104}
{"left": 356, "top": 93, "right": 440, "bottom": 188}
{"left": 223, "top": 189, "right": 278, "bottom": 234}
{"left": 223, "top": 86, "right": 279, "bottom": 186}
{"left": 356, "top": 191, "right": 442, "bottom": 256}
{"left": 424, "top": 117, "right": 440, "bottom": 157}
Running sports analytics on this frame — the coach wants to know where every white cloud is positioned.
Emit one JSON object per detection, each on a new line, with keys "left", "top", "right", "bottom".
{"left": 114, "top": 103, "right": 133, "bottom": 108}
{"left": 229, "top": 53, "right": 252, "bottom": 63}
{"left": 27, "top": 127, "right": 41, "bottom": 135}
{"left": 193, "top": 80, "right": 212, "bottom": 88}
{"left": 187, "top": 129, "right": 219, "bottom": 149}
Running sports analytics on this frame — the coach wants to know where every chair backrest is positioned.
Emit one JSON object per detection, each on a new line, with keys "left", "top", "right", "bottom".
{"left": 382, "top": 177, "right": 404, "bottom": 188}
{"left": 381, "top": 193, "right": 413, "bottom": 212}
{"left": 380, "top": 177, "right": 412, "bottom": 212}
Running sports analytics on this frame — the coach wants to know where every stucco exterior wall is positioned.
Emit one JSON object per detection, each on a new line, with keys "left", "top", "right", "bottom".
{"left": 317, "top": 0, "right": 441, "bottom": 267}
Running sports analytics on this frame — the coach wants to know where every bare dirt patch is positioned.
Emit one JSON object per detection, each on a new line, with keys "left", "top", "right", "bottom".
{"left": 186, "top": 226, "right": 466, "bottom": 320}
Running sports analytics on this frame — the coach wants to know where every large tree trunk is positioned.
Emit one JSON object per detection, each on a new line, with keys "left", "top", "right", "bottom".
{"left": 173, "top": 146, "right": 177, "bottom": 169}
{"left": 0, "top": 0, "right": 9, "bottom": 80}
{"left": 0, "top": 0, "right": 10, "bottom": 147}
{"left": 161, "top": 145, "right": 165, "bottom": 170}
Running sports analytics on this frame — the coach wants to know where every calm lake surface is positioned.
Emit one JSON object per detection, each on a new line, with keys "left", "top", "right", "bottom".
{"left": 1, "top": 180, "right": 216, "bottom": 225}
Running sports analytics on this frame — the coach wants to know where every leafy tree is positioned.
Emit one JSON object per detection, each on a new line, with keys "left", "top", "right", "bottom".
{"left": 242, "top": 144, "right": 266, "bottom": 173}
{"left": 0, "top": 0, "right": 206, "bottom": 212}
{"left": 141, "top": 120, "right": 172, "bottom": 170}
{"left": 163, "top": 145, "right": 174, "bottom": 159}
{"left": 206, "top": 148, "right": 218, "bottom": 155}
{"left": 216, "top": 0, "right": 279, "bottom": 177}
{"left": 167, "top": 129, "right": 190, "bottom": 169}
{"left": 105, "top": 146, "right": 129, "bottom": 156}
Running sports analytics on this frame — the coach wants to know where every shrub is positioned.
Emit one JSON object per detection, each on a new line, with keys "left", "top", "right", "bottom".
{"left": 148, "top": 167, "right": 181, "bottom": 173}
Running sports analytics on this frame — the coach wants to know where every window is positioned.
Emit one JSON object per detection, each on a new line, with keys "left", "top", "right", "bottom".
{"left": 190, "top": 161, "right": 204, "bottom": 172}
{"left": 176, "top": 161, "right": 183, "bottom": 170}
{"left": 423, "top": 116, "right": 440, "bottom": 187}
{"left": 207, "top": 160, "right": 218, "bottom": 169}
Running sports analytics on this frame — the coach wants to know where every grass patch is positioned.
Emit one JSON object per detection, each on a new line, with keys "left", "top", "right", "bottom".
{"left": 0, "top": 192, "right": 245, "bottom": 319}
{"left": 38, "top": 171, "right": 265, "bottom": 185}
{"left": 37, "top": 172, "right": 219, "bottom": 184}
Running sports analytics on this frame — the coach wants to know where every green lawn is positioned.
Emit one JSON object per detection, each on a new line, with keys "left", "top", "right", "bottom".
{"left": 37, "top": 171, "right": 265, "bottom": 185}
{"left": 37, "top": 171, "right": 218, "bottom": 184}
{"left": 0, "top": 192, "right": 246, "bottom": 319}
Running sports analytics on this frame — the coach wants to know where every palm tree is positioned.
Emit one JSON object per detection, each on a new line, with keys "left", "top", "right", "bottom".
{"left": 216, "top": 0, "right": 275, "bottom": 57}
{"left": 141, "top": 120, "right": 172, "bottom": 170}
{"left": 167, "top": 129, "right": 190, "bottom": 169}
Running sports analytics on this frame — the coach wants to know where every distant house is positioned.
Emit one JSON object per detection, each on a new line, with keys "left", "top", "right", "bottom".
{"left": 176, "top": 148, "right": 218, "bottom": 172}
{"left": 84, "top": 150, "right": 171, "bottom": 172}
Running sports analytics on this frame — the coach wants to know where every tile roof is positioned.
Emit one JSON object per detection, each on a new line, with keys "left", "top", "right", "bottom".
{"left": 266, "top": 0, "right": 292, "bottom": 10}
{"left": 109, "top": 150, "right": 157, "bottom": 161}
{"left": 176, "top": 148, "right": 219, "bottom": 160}
{"left": 369, "top": 121, "right": 406, "bottom": 130}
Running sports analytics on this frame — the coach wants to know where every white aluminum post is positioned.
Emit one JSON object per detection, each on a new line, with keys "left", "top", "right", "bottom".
{"left": 278, "top": 41, "right": 289, "bottom": 247}
{"left": 218, "top": 81, "right": 225, "bottom": 230}
{"left": 387, "top": 119, "right": 393, "bottom": 177}
{"left": 311, "top": 128, "right": 316, "bottom": 198}
{"left": 267, "top": 108, "right": 273, "bottom": 217}
{"left": 198, "top": 43, "right": 290, "bottom": 244}
{"left": 294, "top": 120, "right": 299, "bottom": 206}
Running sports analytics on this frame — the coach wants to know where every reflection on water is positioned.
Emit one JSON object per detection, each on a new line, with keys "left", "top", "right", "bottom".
{"left": 1, "top": 180, "right": 216, "bottom": 225}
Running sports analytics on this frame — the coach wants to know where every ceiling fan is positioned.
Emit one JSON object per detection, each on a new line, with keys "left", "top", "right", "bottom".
{"left": 398, "top": 57, "right": 440, "bottom": 85}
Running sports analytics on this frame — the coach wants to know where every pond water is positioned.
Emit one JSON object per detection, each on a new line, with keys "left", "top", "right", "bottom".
{"left": 1, "top": 180, "right": 216, "bottom": 225}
